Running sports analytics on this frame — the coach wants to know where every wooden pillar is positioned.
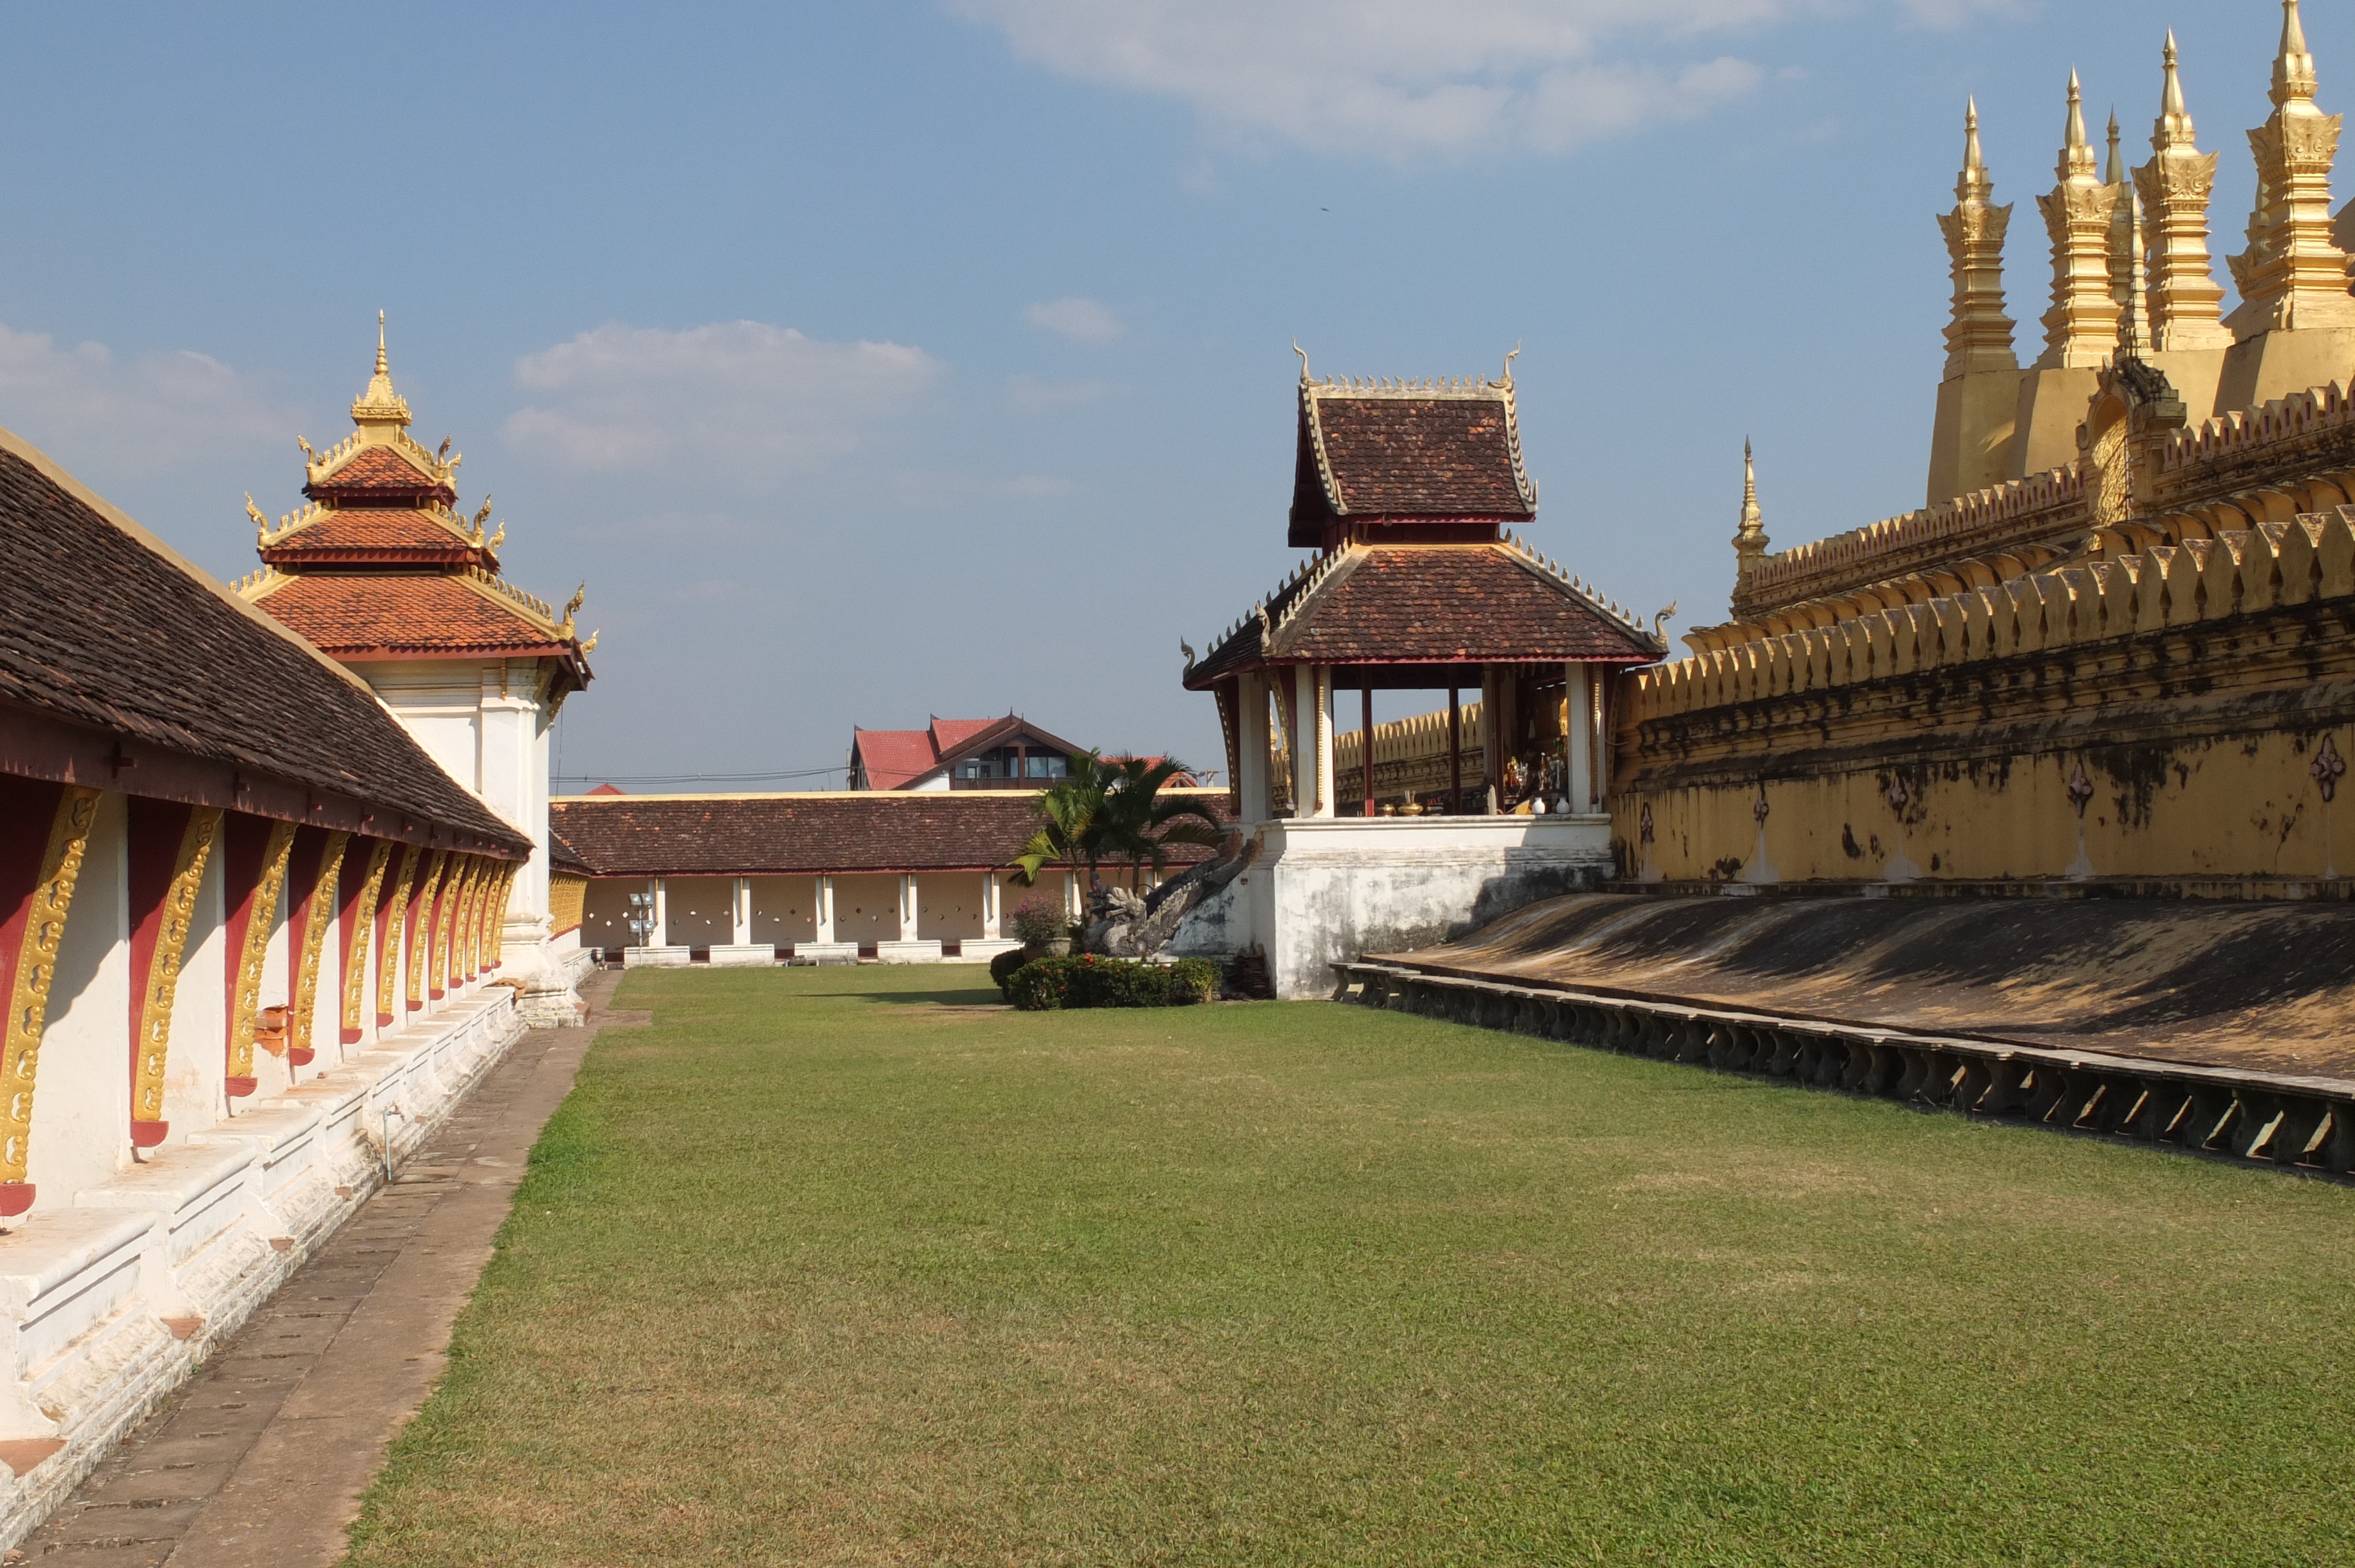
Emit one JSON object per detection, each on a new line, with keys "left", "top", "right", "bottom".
{"left": 1447, "top": 686, "right": 1462, "bottom": 816}
{"left": 1360, "top": 681, "right": 1375, "bottom": 818}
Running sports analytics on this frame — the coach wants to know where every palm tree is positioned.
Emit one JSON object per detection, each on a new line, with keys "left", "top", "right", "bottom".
{"left": 1093, "top": 757, "right": 1225, "bottom": 892}
{"left": 1007, "top": 750, "right": 1113, "bottom": 892}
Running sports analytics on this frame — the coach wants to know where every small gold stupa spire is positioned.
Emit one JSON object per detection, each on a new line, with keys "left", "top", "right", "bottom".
{"left": 2035, "top": 69, "right": 2125, "bottom": 368}
{"left": 2135, "top": 30, "right": 2231, "bottom": 352}
{"left": 1938, "top": 98, "right": 2019, "bottom": 378}
{"left": 2227, "top": 0, "right": 2355, "bottom": 336}
{"left": 1733, "top": 440, "right": 1769, "bottom": 584}
{"left": 350, "top": 310, "right": 412, "bottom": 436}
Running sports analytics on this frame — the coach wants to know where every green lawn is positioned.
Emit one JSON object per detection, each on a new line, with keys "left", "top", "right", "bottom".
{"left": 344, "top": 966, "right": 2355, "bottom": 1567}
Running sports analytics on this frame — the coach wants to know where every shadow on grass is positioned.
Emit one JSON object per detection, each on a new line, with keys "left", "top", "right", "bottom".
{"left": 797, "top": 986, "right": 1009, "bottom": 1008}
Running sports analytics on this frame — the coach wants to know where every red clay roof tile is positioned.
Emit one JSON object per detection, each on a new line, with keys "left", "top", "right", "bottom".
{"left": 253, "top": 573, "right": 569, "bottom": 657}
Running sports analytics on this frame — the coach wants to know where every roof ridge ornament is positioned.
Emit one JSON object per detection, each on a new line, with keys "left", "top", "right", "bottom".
{"left": 349, "top": 311, "right": 413, "bottom": 437}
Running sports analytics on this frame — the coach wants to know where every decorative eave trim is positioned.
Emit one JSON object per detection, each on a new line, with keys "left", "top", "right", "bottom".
{"left": 1497, "top": 533, "right": 1667, "bottom": 653}
{"left": 301, "top": 427, "right": 461, "bottom": 494}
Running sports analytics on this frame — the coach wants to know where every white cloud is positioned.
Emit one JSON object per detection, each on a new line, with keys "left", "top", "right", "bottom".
{"left": 1024, "top": 297, "right": 1128, "bottom": 344}
{"left": 947, "top": 0, "right": 2014, "bottom": 158}
{"left": 0, "top": 323, "right": 287, "bottom": 467}
{"left": 503, "top": 321, "right": 941, "bottom": 483}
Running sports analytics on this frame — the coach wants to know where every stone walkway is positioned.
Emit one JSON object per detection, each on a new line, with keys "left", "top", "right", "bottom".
{"left": 9, "top": 969, "right": 630, "bottom": 1567}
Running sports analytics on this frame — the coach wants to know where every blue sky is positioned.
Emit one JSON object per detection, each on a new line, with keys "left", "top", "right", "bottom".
{"left": 0, "top": 2, "right": 2334, "bottom": 788}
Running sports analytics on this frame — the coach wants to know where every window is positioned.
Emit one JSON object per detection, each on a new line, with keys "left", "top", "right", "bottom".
{"left": 1026, "top": 753, "right": 1067, "bottom": 779}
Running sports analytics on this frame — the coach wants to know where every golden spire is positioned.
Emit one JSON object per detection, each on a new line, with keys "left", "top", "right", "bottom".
{"left": 2104, "top": 108, "right": 2148, "bottom": 353}
{"left": 2227, "top": 0, "right": 2355, "bottom": 337}
{"left": 1732, "top": 440, "right": 1769, "bottom": 584}
{"left": 350, "top": 310, "right": 412, "bottom": 435}
{"left": 1938, "top": 98, "right": 2019, "bottom": 377}
{"left": 2104, "top": 107, "right": 2125, "bottom": 186}
{"left": 2135, "top": 31, "right": 2231, "bottom": 352}
{"left": 2035, "top": 69, "right": 2124, "bottom": 368}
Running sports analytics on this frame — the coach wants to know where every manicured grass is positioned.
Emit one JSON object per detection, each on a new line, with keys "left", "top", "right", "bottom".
{"left": 344, "top": 966, "right": 2355, "bottom": 1566}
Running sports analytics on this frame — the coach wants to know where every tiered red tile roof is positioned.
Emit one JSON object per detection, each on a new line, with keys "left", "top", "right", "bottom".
{"left": 238, "top": 322, "right": 592, "bottom": 691}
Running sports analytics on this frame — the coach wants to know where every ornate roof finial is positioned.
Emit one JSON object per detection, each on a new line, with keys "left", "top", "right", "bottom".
{"left": 1732, "top": 439, "right": 1770, "bottom": 588}
{"left": 1293, "top": 340, "right": 1310, "bottom": 383}
{"left": 2059, "top": 69, "right": 2095, "bottom": 181}
{"left": 2275, "top": 0, "right": 2317, "bottom": 110}
{"left": 350, "top": 311, "right": 412, "bottom": 434}
{"left": 1500, "top": 343, "right": 1520, "bottom": 384}
{"left": 1939, "top": 99, "right": 2018, "bottom": 378}
{"left": 2157, "top": 29, "right": 2191, "bottom": 144}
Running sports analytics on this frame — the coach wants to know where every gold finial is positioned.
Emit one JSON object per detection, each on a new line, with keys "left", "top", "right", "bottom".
{"left": 473, "top": 496, "right": 495, "bottom": 533}
{"left": 487, "top": 521, "right": 505, "bottom": 549}
{"left": 438, "top": 436, "right": 454, "bottom": 461}
{"left": 1293, "top": 340, "right": 1309, "bottom": 383}
{"left": 2104, "top": 107, "right": 2125, "bottom": 185}
{"left": 562, "top": 583, "right": 586, "bottom": 637}
{"left": 1501, "top": 343, "right": 1520, "bottom": 384}
{"left": 296, "top": 435, "right": 315, "bottom": 461}
{"left": 2276, "top": 0, "right": 2317, "bottom": 109}
{"left": 351, "top": 312, "right": 411, "bottom": 433}
{"left": 581, "top": 629, "right": 600, "bottom": 656}
{"left": 246, "top": 494, "right": 269, "bottom": 536}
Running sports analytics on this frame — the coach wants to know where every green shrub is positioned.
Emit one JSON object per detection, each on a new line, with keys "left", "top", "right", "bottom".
{"left": 1005, "top": 954, "right": 1212, "bottom": 1011}
{"left": 989, "top": 948, "right": 1030, "bottom": 996}
{"left": 1007, "top": 896, "right": 1064, "bottom": 946}
{"left": 1166, "top": 958, "right": 1218, "bottom": 1005}
{"left": 1007, "top": 955, "right": 1082, "bottom": 1010}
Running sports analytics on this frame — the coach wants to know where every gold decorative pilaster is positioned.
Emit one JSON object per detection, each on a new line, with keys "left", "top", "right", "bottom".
{"left": 134, "top": 807, "right": 221, "bottom": 1127}
{"left": 409, "top": 851, "right": 446, "bottom": 1008}
{"left": 227, "top": 820, "right": 296, "bottom": 1084}
{"left": 1937, "top": 99, "right": 2019, "bottom": 376}
{"left": 488, "top": 863, "right": 516, "bottom": 968}
{"left": 289, "top": 832, "right": 349, "bottom": 1060}
{"left": 341, "top": 840, "right": 392, "bottom": 1039}
{"left": 0, "top": 787, "right": 102, "bottom": 1185}
{"left": 2226, "top": 0, "right": 2355, "bottom": 336}
{"left": 379, "top": 846, "right": 420, "bottom": 1021}
{"left": 2036, "top": 71, "right": 2124, "bottom": 368}
{"left": 2134, "top": 31, "right": 2232, "bottom": 351}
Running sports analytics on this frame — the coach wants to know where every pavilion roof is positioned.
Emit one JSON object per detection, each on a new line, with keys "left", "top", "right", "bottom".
{"left": 1289, "top": 369, "right": 1536, "bottom": 546}
{"left": 0, "top": 430, "right": 529, "bottom": 855}
{"left": 550, "top": 789, "right": 1230, "bottom": 878}
{"left": 1183, "top": 538, "right": 1664, "bottom": 689}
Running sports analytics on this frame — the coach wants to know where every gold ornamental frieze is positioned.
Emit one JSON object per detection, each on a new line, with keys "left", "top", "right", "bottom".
{"left": 132, "top": 806, "right": 223, "bottom": 1139}
{"left": 288, "top": 832, "right": 349, "bottom": 1066}
{"left": 379, "top": 845, "right": 421, "bottom": 1021}
{"left": 226, "top": 819, "right": 297, "bottom": 1092}
{"left": 341, "top": 839, "right": 392, "bottom": 1040}
{"left": 410, "top": 851, "right": 447, "bottom": 1006}
{"left": 0, "top": 786, "right": 102, "bottom": 1203}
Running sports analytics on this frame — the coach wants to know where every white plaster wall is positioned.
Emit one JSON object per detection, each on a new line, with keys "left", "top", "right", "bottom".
{"left": 749, "top": 876, "right": 818, "bottom": 948}
{"left": 832, "top": 875, "right": 903, "bottom": 947}
{"left": 248, "top": 869, "right": 293, "bottom": 1103}
{"left": 1166, "top": 816, "right": 1617, "bottom": 999}
{"left": 579, "top": 879, "right": 637, "bottom": 955}
{"left": 28, "top": 795, "right": 130, "bottom": 1207}
{"left": 661, "top": 878, "right": 734, "bottom": 949}
{"left": 917, "top": 873, "right": 987, "bottom": 941}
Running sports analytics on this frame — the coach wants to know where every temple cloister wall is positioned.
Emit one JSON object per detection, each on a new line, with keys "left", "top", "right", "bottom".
{"left": 1616, "top": 509, "right": 2355, "bottom": 889}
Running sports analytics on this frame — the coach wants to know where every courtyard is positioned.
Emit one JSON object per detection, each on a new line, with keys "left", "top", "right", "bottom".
{"left": 343, "top": 966, "right": 2355, "bottom": 1566}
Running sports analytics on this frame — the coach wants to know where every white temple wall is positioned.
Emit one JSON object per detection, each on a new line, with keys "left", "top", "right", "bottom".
{"left": 832, "top": 875, "right": 903, "bottom": 946}
{"left": 749, "top": 878, "right": 818, "bottom": 948}
{"left": 660, "top": 878, "right": 734, "bottom": 949}
{"left": 1166, "top": 816, "right": 1617, "bottom": 999}
{"left": 29, "top": 795, "right": 131, "bottom": 1204}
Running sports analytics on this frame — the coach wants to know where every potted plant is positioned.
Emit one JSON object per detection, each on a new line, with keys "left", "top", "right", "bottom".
{"left": 1009, "top": 895, "right": 1069, "bottom": 957}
